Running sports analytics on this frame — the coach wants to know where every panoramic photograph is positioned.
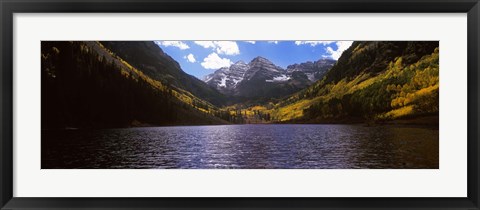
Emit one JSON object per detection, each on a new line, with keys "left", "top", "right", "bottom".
{"left": 41, "top": 40, "right": 439, "bottom": 169}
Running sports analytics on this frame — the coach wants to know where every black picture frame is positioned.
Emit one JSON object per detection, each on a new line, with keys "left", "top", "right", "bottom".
{"left": 1, "top": 0, "right": 479, "bottom": 209}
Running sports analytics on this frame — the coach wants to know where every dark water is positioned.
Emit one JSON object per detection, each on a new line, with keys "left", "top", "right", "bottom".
{"left": 42, "top": 124, "right": 439, "bottom": 169}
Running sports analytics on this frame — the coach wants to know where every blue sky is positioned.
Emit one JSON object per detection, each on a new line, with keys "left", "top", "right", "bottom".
{"left": 154, "top": 41, "right": 353, "bottom": 79}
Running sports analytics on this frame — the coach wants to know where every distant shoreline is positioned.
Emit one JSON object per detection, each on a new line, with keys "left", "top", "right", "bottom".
{"left": 42, "top": 115, "right": 439, "bottom": 131}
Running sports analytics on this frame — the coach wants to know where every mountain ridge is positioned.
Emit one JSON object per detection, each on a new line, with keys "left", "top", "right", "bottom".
{"left": 204, "top": 56, "right": 336, "bottom": 100}
{"left": 269, "top": 41, "right": 439, "bottom": 123}
{"left": 99, "top": 41, "right": 227, "bottom": 106}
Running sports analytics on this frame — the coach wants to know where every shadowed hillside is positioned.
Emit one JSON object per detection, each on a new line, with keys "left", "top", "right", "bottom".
{"left": 100, "top": 41, "right": 227, "bottom": 106}
{"left": 42, "top": 41, "right": 229, "bottom": 129}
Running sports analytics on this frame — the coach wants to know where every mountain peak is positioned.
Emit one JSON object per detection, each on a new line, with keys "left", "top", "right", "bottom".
{"left": 234, "top": 60, "right": 247, "bottom": 65}
{"left": 203, "top": 59, "right": 250, "bottom": 94}
{"left": 249, "top": 56, "right": 278, "bottom": 71}
{"left": 250, "top": 56, "right": 271, "bottom": 63}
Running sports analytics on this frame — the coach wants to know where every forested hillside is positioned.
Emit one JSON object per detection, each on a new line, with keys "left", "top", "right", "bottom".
{"left": 41, "top": 41, "right": 229, "bottom": 129}
{"left": 99, "top": 41, "right": 226, "bottom": 106}
{"left": 268, "top": 41, "right": 439, "bottom": 123}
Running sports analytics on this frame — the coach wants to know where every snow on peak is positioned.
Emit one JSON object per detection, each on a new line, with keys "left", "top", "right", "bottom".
{"left": 218, "top": 74, "right": 227, "bottom": 87}
{"left": 266, "top": 75, "right": 291, "bottom": 83}
{"left": 273, "top": 75, "right": 290, "bottom": 81}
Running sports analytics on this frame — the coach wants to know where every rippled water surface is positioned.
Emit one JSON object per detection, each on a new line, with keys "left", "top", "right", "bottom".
{"left": 42, "top": 124, "right": 438, "bottom": 169}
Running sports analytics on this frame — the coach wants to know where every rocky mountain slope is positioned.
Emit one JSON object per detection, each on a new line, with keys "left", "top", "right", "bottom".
{"left": 286, "top": 59, "right": 335, "bottom": 82}
{"left": 203, "top": 61, "right": 249, "bottom": 95}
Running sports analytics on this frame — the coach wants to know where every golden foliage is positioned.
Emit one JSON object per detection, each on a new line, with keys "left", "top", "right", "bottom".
{"left": 269, "top": 47, "right": 439, "bottom": 122}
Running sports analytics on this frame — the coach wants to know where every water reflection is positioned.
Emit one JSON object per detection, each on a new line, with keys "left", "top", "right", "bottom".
{"left": 42, "top": 124, "right": 439, "bottom": 169}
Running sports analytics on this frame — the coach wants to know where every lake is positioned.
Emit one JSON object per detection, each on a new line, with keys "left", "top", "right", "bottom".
{"left": 42, "top": 124, "right": 439, "bottom": 169}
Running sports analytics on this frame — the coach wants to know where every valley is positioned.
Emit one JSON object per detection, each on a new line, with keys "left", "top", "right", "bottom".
{"left": 41, "top": 41, "right": 439, "bottom": 129}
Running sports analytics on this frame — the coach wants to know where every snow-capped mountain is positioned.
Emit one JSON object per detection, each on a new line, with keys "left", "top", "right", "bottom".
{"left": 242, "top": 56, "right": 285, "bottom": 82}
{"left": 203, "top": 56, "right": 336, "bottom": 98}
{"left": 204, "top": 61, "right": 249, "bottom": 95}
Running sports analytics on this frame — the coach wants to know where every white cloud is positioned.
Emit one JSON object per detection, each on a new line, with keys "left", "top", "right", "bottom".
{"left": 184, "top": 53, "right": 196, "bottom": 63}
{"left": 215, "top": 41, "right": 240, "bottom": 55}
{"left": 194, "top": 41, "right": 240, "bottom": 55}
{"left": 244, "top": 41, "right": 256, "bottom": 44}
{"left": 325, "top": 41, "right": 354, "bottom": 60}
{"left": 194, "top": 41, "right": 216, "bottom": 48}
{"left": 201, "top": 53, "right": 233, "bottom": 69}
{"left": 268, "top": 41, "right": 279, "bottom": 44}
{"left": 295, "top": 41, "right": 335, "bottom": 47}
{"left": 154, "top": 41, "right": 190, "bottom": 50}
